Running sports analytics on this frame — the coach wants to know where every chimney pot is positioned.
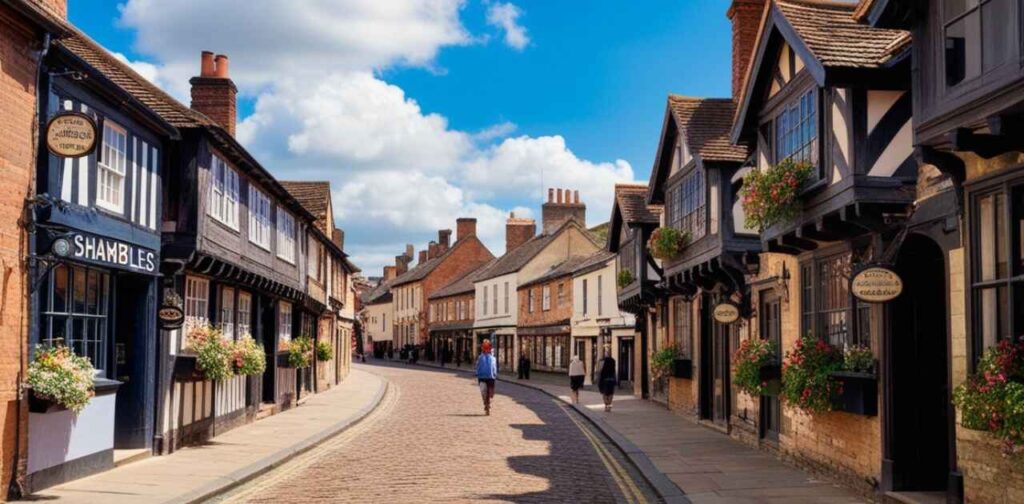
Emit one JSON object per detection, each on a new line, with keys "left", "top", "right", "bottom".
{"left": 200, "top": 51, "right": 216, "bottom": 77}
{"left": 190, "top": 51, "right": 238, "bottom": 136}
{"left": 548, "top": 188, "right": 554, "bottom": 203}
{"left": 574, "top": 190, "right": 580, "bottom": 204}
{"left": 214, "top": 54, "right": 230, "bottom": 78}
{"left": 556, "top": 189, "right": 563, "bottom": 203}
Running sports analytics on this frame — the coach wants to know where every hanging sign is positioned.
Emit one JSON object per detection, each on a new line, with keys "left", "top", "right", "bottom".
{"left": 712, "top": 302, "right": 740, "bottom": 324}
{"left": 851, "top": 266, "right": 903, "bottom": 303}
{"left": 45, "top": 112, "right": 98, "bottom": 158}
{"left": 158, "top": 305, "right": 185, "bottom": 330}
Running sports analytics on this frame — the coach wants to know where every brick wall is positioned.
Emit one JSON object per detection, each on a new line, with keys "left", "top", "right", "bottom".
{"left": 517, "top": 275, "right": 572, "bottom": 327}
{"left": 428, "top": 291, "right": 474, "bottom": 325}
{"left": 727, "top": 0, "right": 765, "bottom": 99}
{"left": 0, "top": 5, "right": 39, "bottom": 496}
{"left": 418, "top": 237, "right": 494, "bottom": 343}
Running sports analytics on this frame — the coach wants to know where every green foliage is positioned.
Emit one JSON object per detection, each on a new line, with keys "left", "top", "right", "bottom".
{"left": 616, "top": 269, "right": 634, "bottom": 289}
{"left": 27, "top": 346, "right": 95, "bottom": 413}
{"left": 780, "top": 336, "right": 843, "bottom": 414}
{"left": 740, "top": 159, "right": 814, "bottom": 231}
{"left": 647, "top": 227, "right": 690, "bottom": 260}
{"left": 288, "top": 336, "right": 314, "bottom": 368}
{"left": 232, "top": 335, "right": 266, "bottom": 376}
{"left": 953, "top": 338, "right": 1024, "bottom": 454}
{"left": 185, "top": 323, "right": 234, "bottom": 382}
{"left": 315, "top": 339, "right": 333, "bottom": 361}
{"left": 732, "top": 338, "right": 778, "bottom": 396}
{"left": 842, "top": 344, "right": 875, "bottom": 373}
{"left": 651, "top": 347, "right": 680, "bottom": 379}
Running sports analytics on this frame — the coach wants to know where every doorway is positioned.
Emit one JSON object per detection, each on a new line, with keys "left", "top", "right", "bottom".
{"left": 711, "top": 321, "right": 733, "bottom": 426}
{"left": 259, "top": 295, "right": 277, "bottom": 404}
{"left": 112, "top": 274, "right": 155, "bottom": 449}
{"left": 618, "top": 337, "right": 635, "bottom": 385}
{"left": 888, "top": 234, "right": 951, "bottom": 492}
{"left": 759, "top": 292, "right": 782, "bottom": 442}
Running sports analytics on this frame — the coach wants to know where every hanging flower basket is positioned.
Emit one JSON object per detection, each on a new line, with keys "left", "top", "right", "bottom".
{"left": 282, "top": 336, "right": 313, "bottom": 369}
{"left": 648, "top": 227, "right": 690, "bottom": 261}
{"left": 315, "top": 340, "right": 333, "bottom": 362}
{"left": 26, "top": 346, "right": 96, "bottom": 414}
{"left": 740, "top": 159, "right": 814, "bottom": 231}
{"left": 232, "top": 335, "right": 266, "bottom": 376}
{"left": 651, "top": 347, "right": 680, "bottom": 379}
{"left": 616, "top": 269, "right": 634, "bottom": 289}
{"left": 733, "top": 339, "right": 779, "bottom": 396}
{"left": 952, "top": 337, "right": 1024, "bottom": 455}
{"left": 780, "top": 336, "right": 843, "bottom": 414}
{"left": 181, "top": 322, "right": 234, "bottom": 382}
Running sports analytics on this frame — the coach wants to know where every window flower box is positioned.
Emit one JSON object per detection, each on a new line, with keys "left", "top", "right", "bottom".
{"left": 673, "top": 358, "right": 693, "bottom": 379}
{"left": 733, "top": 338, "right": 779, "bottom": 396}
{"left": 830, "top": 371, "right": 878, "bottom": 416}
{"left": 740, "top": 159, "right": 814, "bottom": 231}
{"left": 173, "top": 354, "right": 205, "bottom": 382}
{"left": 28, "top": 388, "right": 68, "bottom": 414}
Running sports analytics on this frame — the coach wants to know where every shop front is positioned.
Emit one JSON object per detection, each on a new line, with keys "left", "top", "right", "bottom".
{"left": 517, "top": 324, "right": 571, "bottom": 373}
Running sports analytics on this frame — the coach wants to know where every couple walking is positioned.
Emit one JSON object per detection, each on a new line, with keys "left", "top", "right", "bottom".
{"left": 568, "top": 352, "right": 617, "bottom": 412}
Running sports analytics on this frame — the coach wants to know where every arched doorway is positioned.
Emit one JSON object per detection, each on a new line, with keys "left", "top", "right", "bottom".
{"left": 887, "top": 233, "right": 952, "bottom": 493}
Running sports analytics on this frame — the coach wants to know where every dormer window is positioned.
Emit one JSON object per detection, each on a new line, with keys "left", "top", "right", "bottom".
{"left": 943, "top": 0, "right": 1015, "bottom": 87}
{"left": 96, "top": 121, "right": 127, "bottom": 214}
{"left": 774, "top": 88, "right": 818, "bottom": 170}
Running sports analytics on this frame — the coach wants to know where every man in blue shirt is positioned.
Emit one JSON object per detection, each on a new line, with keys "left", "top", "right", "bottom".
{"left": 476, "top": 340, "right": 498, "bottom": 415}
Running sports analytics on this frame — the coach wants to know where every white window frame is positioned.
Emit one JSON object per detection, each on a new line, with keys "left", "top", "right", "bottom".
{"left": 96, "top": 120, "right": 128, "bottom": 214}
{"left": 598, "top": 275, "right": 604, "bottom": 316}
{"left": 277, "top": 207, "right": 296, "bottom": 263}
{"left": 542, "top": 286, "right": 551, "bottom": 311}
{"left": 248, "top": 185, "right": 271, "bottom": 250}
{"left": 208, "top": 154, "right": 239, "bottom": 230}
{"left": 504, "top": 282, "right": 509, "bottom": 314}
{"left": 185, "top": 276, "right": 210, "bottom": 324}
{"left": 220, "top": 287, "right": 235, "bottom": 340}
{"left": 238, "top": 291, "right": 252, "bottom": 337}
{"left": 483, "top": 286, "right": 489, "bottom": 316}
{"left": 279, "top": 301, "right": 293, "bottom": 344}
{"left": 308, "top": 235, "right": 321, "bottom": 281}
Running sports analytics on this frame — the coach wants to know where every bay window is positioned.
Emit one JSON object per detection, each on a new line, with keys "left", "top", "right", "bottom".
{"left": 97, "top": 121, "right": 127, "bottom": 213}
{"left": 279, "top": 302, "right": 293, "bottom": 344}
{"left": 673, "top": 297, "right": 691, "bottom": 358}
{"left": 42, "top": 265, "right": 110, "bottom": 371}
{"left": 774, "top": 88, "right": 818, "bottom": 170}
{"left": 185, "top": 276, "right": 210, "bottom": 324}
{"left": 209, "top": 154, "right": 239, "bottom": 229}
{"left": 238, "top": 291, "right": 252, "bottom": 337}
{"left": 666, "top": 167, "right": 706, "bottom": 241}
{"left": 944, "top": 0, "right": 1016, "bottom": 87}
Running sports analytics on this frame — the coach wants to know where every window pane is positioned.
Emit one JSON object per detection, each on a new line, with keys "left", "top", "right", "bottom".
{"left": 52, "top": 265, "right": 68, "bottom": 313}
{"left": 982, "top": 0, "right": 1013, "bottom": 71}
{"left": 977, "top": 192, "right": 1007, "bottom": 281}
{"left": 977, "top": 286, "right": 1009, "bottom": 349}
{"left": 48, "top": 315, "right": 67, "bottom": 347}
{"left": 1013, "top": 186, "right": 1024, "bottom": 276}
{"left": 86, "top": 270, "right": 99, "bottom": 314}
{"left": 946, "top": 11, "right": 982, "bottom": 86}
{"left": 72, "top": 266, "right": 86, "bottom": 314}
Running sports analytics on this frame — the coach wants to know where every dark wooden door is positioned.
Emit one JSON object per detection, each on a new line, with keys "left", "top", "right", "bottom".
{"left": 712, "top": 321, "right": 732, "bottom": 426}
{"left": 618, "top": 338, "right": 635, "bottom": 384}
{"left": 760, "top": 293, "right": 782, "bottom": 442}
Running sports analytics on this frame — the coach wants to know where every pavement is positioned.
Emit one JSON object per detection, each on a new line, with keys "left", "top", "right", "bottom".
{"left": 417, "top": 358, "right": 867, "bottom": 504}
{"left": 30, "top": 368, "right": 387, "bottom": 504}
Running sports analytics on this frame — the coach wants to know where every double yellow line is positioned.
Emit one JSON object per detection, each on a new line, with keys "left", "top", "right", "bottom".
{"left": 557, "top": 401, "right": 649, "bottom": 504}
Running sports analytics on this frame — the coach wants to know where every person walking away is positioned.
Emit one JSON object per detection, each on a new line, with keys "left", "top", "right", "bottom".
{"left": 568, "top": 355, "right": 586, "bottom": 404}
{"left": 598, "top": 352, "right": 617, "bottom": 412}
{"left": 517, "top": 353, "right": 527, "bottom": 379}
{"left": 476, "top": 340, "right": 498, "bottom": 415}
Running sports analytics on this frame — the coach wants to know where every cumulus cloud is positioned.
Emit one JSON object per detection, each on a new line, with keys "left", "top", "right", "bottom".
{"left": 486, "top": 2, "right": 530, "bottom": 50}
{"left": 116, "top": 0, "right": 633, "bottom": 273}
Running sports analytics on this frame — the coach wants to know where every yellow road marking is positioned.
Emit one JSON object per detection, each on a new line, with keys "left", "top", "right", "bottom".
{"left": 557, "top": 401, "right": 648, "bottom": 504}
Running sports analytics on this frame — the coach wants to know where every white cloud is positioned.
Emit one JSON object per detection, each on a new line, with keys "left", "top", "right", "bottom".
{"left": 110, "top": 51, "right": 163, "bottom": 86}
{"left": 117, "top": 0, "right": 632, "bottom": 273}
{"left": 486, "top": 2, "right": 530, "bottom": 50}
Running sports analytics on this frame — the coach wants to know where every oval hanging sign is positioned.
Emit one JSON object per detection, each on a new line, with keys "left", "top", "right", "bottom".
{"left": 851, "top": 266, "right": 903, "bottom": 303}
{"left": 713, "top": 302, "right": 740, "bottom": 324}
{"left": 158, "top": 305, "right": 185, "bottom": 330}
{"left": 45, "top": 112, "right": 97, "bottom": 158}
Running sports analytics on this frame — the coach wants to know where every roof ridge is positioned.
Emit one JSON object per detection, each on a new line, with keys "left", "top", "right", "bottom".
{"left": 776, "top": 0, "right": 857, "bottom": 11}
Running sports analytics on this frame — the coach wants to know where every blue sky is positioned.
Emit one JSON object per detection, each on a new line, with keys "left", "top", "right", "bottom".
{"left": 71, "top": 1, "right": 734, "bottom": 274}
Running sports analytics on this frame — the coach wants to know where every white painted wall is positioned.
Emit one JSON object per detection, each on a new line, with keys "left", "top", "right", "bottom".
{"left": 28, "top": 392, "right": 116, "bottom": 474}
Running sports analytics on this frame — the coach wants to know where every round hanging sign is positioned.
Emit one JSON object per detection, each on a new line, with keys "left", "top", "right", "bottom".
{"left": 158, "top": 305, "right": 185, "bottom": 330}
{"left": 850, "top": 266, "right": 903, "bottom": 303}
{"left": 45, "top": 112, "right": 97, "bottom": 158}
{"left": 712, "top": 302, "right": 740, "bottom": 324}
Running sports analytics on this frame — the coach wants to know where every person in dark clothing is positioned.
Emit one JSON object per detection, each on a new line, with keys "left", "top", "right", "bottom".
{"left": 518, "top": 354, "right": 528, "bottom": 379}
{"left": 598, "top": 352, "right": 617, "bottom": 412}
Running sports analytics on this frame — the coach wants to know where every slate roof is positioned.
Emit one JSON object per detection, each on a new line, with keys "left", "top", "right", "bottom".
{"left": 775, "top": 0, "right": 910, "bottom": 69}
{"left": 429, "top": 259, "right": 499, "bottom": 300}
{"left": 280, "top": 181, "right": 331, "bottom": 231}
{"left": 476, "top": 233, "right": 559, "bottom": 281}
{"left": 519, "top": 255, "right": 591, "bottom": 289}
{"left": 615, "top": 184, "right": 662, "bottom": 225}
{"left": 571, "top": 250, "right": 617, "bottom": 277}
{"left": 667, "top": 96, "right": 748, "bottom": 163}
{"left": 361, "top": 280, "right": 393, "bottom": 305}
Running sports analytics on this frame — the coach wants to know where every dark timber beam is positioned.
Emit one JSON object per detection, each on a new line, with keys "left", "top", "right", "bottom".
{"left": 780, "top": 232, "right": 818, "bottom": 251}
{"left": 949, "top": 127, "right": 1024, "bottom": 159}
{"left": 765, "top": 238, "right": 802, "bottom": 256}
{"left": 915, "top": 145, "right": 966, "bottom": 186}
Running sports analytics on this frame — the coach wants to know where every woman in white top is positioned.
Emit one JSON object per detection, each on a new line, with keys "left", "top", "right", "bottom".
{"left": 568, "top": 355, "right": 586, "bottom": 404}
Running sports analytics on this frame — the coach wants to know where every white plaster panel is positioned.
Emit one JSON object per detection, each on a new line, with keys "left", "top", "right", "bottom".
{"left": 28, "top": 393, "right": 116, "bottom": 474}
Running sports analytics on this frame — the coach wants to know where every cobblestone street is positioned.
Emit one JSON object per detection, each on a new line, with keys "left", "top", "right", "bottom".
{"left": 210, "top": 363, "right": 659, "bottom": 504}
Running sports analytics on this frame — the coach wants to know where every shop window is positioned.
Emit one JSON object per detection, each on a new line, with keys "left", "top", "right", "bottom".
{"left": 42, "top": 265, "right": 109, "bottom": 371}
{"left": 774, "top": 88, "right": 818, "bottom": 173}
{"left": 800, "top": 252, "right": 870, "bottom": 347}
{"left": 277, "top": 208, "right": 296, "bottom": 263}
{"left": 97, "top": 121, "right": 127, "bottom": 214}
{"left": 220, "top": 287, "right": 235, "bottom": 339}
{"left": 185, "top": 276, "right": 210, "bottom": 324}
{"left": 279, "top": 302, "right": 293, "bottom": 343}
{"left": 209, "top": 154, "right": 239, "bottom": 230}
{"left": 238, "top": 291, "right": 252, "bottom": 337}
{"left": 673, "top": 298, "right": 692, "bottom": 358}
{"left": 944, "top": 0, "right": 1016, "bottom": 87}
{"left": 971, "top": 185, "right": 1024, "bottom": 354}
{"left": 666, "top": 167, "right": 706, "bottom": 241}
{"left": 248, "top": 185, "right": 271, "bottom": 249}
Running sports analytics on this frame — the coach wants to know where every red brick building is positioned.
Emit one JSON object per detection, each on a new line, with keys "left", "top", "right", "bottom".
{"left": 516, "top": 257, "right": 588, "bottom": 373}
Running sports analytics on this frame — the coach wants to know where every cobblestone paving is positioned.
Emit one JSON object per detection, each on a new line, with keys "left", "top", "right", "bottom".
{"left": 210, "top": 362, "right": 660, "bottom": 504}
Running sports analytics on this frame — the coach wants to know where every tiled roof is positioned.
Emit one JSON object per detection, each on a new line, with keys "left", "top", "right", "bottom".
{"left": 429, "top": 259, "right": 499, "bottom": 300}
{"left": 615, "top": 184, "right": 661, "bottom": 225}
{"left": 519, "top": 255, "right": 591, "bottom": 289}
{"left": 55, "top": 29, "right": 213, "bottom": 129}
{"left": 571, "top": 250, "right": 616, "bottom": 277}
{"left": 667, "top": 96, "right": 748, "bottom": 163}
{"left": 280, "top": 181, "right": 331, "bottom": 230}
{"left": 476, "top": 233, "right": 559, "bottom": 281}
{"left": 775, "top": 0, "right": 910, "bottom": 69}
{"left": 361, "top": 280, "right": 393, "bottom": 305}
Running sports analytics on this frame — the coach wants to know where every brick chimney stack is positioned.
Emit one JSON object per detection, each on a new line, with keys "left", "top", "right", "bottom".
{"left": 332, "top": 228, "right": 345, "bottom": 251}
{"left": 438, "top": 229, "right": 452, "bottom": 250}
{"left": 383, "top": 266, "right": 397, "bottom": 281}
{"left": 395, "top": 244, "right": 414, "bottom": 276}
{"left": 727, "top": 0, "right": 766, "bottom": 101}
{"left": 506, "top": 212, "right": 536, "bottom": 253}
{"left": 418, "top": 250, "right": 428, "bottom": 265}
{"left": 456, "top": 218, "right": 477, "bottom": 241}
{"left": 427, "top": 241, "right": 439, "bottom": 260}
{"left": 541, "top": 187, "right": 586, "bottom": 234}
{"left": 190, "top": 51, "right": 238, "bottom": 136}
{"left": 31, "top": 0, "right": 66, "bottom": 18}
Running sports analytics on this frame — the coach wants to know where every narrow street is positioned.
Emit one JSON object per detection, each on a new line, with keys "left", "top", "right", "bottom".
{"left": 210, "top": 363, "right": 660, "bottom": 504}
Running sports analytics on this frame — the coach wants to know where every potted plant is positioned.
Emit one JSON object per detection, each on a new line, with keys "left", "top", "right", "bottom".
{"left": 616, "top": 269, "right": 634, "bottom": 289}
{"left": 740, "top": 159, "right": 814, "bottom": 232}
{"left": 232, "top": 334, "right": 266, "bottom": 376}
{"left": 315, "top": 339, "right": 333, "bottom": 362}
{"left": 283, "top": 335, "right": 313, "bottom": 369}
{"left": 26, "top": 346, "right": 95, "bottom": 414}
{"left": 176, "top": 323, "right": 234, "bottom": 382}
{"left": 780, "top": 335, "right": 843, "bottom": 414}
{"left": 651, "top": 347, "right": 680, "bottom": 380}
{"left": 953, "top": 337, "right": 1024, "bottom": 455}
{"left": 648, "top": 227, "right": 690, "bottom": 261}
{"left": 733, "top": 338, "right": 779, "bottom": 396}
{"left": 830, "top": 344, "right": 878, "bottom": 416}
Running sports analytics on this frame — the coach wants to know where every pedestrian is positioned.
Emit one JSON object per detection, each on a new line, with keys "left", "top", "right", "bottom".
{"left": 517, "top": 353, "right": 527, "bottom": 379}
{"left": 568, "top": 355, "right": 586, "bottom": 404}
{"left": 598, "top": 351, "right": 617, "bottom": 412}
{"left": 476, "top": 339, "right": 498, "bottom": 415}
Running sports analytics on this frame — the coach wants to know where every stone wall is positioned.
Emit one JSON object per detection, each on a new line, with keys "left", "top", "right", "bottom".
{"left": 957, "top": 426, "right": 1024, "bottom": 504}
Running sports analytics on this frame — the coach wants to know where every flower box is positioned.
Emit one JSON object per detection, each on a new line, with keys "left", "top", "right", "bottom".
{"left": 759, "top": 364, "right": 782, "bottom": 396}
{"left": 672, "top": 358, "right": 692, "bottom": 379}
{"left": 28, "top": 388, "right": 67, "bottom": 414}
{"left": 276, "top": 352, "right": 293, "bottom": 368}
{"left": 173, "top": 354, "right": 205, "bottom": 382}
{"left": 830, "top": 371, "right": 878, "bottom": 416}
